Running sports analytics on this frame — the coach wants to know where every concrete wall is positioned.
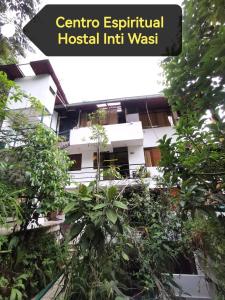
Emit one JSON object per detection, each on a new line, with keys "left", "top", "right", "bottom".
{"left": 51, "top": 110, "right": 59, "bottom": 132}
{"left": 173, "top": 274, "right": 213, "bottom": 299}
{"left": 143, "top": 126, "right": 176, "bottom": 148}
{"left": 8, "top": 75, "right": 57, "bottom": 115}
{"left": 68, "top": 150, "right": 97, "bottom": 185}
{"left": 6, "top": 75, "right": 59, "bottom": 131}
{"left": 128, "top": 145, "right": 145, "bottom": 176}
{"left": 70, "top": 121, "right": 144, "bottom": 150}
{"left": 126, "top": 113, "right": 139, "bottom": 123}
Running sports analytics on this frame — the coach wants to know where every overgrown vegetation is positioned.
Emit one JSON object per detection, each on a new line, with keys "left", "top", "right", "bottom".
{"left": 89, "top": 109, "right": 108, "bottom": 188}
{"left": 0, "top": 73, "right": 70, "bottom": 299}
{"left": 161, "top": 0, "right": 225, "bottom": 297}
{"left": 1, "top": 0, "right": 225, "bottom": 298}
{"left": 61, "top": 181, "right": 184, "bottom": 300}
{"left": 0, "top": 230, "right": 68, "bottom": 299}
{"left": 0, "top": 0, "right": 40, "bottom": 64}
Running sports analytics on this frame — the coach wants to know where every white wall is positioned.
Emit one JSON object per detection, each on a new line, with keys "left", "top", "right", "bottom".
{"left": 128, "top": 145, "right": 145, "bottom": 176}
{"left": 126, "top": 113, "right": 139, "bottom": 122}
{"left": 173, "top": 274, "right": 213, "bottom": 299}
{"left": 68, "top": 150, "right": 97, "bottom": 184}
{"left": 51, "top": 110, "right": 58, "bottom": 132}
{"left": 70, "top": 121, "right": 143, "bottom": 150}
{"left": 143, "top": 126, "right": 176, "bottom": 148}
{"left": 8, "top": 75, "right": 57, "bottom": 115}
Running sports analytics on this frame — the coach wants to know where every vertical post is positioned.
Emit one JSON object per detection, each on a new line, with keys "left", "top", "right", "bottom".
{"left": 40, "top": 107, "right": 45, "bottom": 124}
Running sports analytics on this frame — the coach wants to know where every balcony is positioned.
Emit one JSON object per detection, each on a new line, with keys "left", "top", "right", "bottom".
{"left": 69, "top": 121, "right": 143, "bottom": 151}
{"left": 66, "top": 164, "right": 161, "bottom": 189}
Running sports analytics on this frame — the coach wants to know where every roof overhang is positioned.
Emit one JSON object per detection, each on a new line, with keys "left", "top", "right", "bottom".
{"left": 55, "top": 94, "right": 168, "bottom": 111}
{"left": 0, "top": 59, "right": 68, "bottom": 106}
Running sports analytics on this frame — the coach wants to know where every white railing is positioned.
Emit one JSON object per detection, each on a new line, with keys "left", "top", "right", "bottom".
{"left": 67, "top": 165, "right": 162, "bottom": 188}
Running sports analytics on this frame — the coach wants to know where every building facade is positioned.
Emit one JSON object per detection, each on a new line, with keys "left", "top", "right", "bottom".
{"left": 57, "top": 94, "right": 177, "bottom": 189}
{"left": 0, "top": 60, "right": 214, "bottom": 299}
{"left": 1, "top": 60, "right": 176, "bottom": 189}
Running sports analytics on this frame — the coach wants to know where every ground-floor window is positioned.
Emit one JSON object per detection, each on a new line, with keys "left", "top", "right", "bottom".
{"left": 69, "top": 153, "right": 82, "bottom": 171}
{"left": 93, "top": 147, "right": 129, "bottom": 178}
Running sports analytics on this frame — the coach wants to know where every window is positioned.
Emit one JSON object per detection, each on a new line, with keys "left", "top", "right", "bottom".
{"left": 49, "top": 86, "right": 56, "bottom": 96}
{"left": 80, "top": 108, "right": 119, "bottom": 127}
{"left": 93, "top": 148, "right": 129, "bottom": 178}
{"left": 144, "top": 148, "right": 161, "bottom": 167}
{"left": 80, "top": 112, "right": 88, "bottom": 127}
{"left": 93, "top": 152, "right": 110, "bottom": 169}
{"left": 69, "top": 154, "right": 82, "bottom": 171}
{"left": 93, "top": 152, "right": 99, "bottom": 169}
{"left": 139, "top": 111, "right": 170, "bottom": 128}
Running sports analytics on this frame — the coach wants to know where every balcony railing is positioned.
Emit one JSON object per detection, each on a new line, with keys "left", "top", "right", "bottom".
{"left": 68, "top": 164, "right": 161, "bottom": 183}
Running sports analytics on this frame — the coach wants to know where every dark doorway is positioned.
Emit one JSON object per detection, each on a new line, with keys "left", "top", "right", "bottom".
{"left": 113, "top": 147, "right": 129, "bottom": 178}
{"left": 93, "top": 147, "right": 129, "bottom": 179}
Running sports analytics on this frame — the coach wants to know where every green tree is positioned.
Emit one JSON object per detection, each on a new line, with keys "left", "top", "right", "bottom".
{"left": 0, "top": 72, "right": 70, "bottom": 298}
{"left": 0, "top": 0, "right": 40, "bottom": 63}
{"left": 162, "top": 0, "right": 225, "bottom": 121}
{"left": 161, "top": 0, "right": 225, "bottom": 295}
{"left": 0, "top": 72, "right": 71, "bottom": 227}
{"left": 89, "top": 109, "right": 108, "bottom": 190}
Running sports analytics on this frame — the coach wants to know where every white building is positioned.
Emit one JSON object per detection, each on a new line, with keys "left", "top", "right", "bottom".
{"left": 57, "top": 94, "right": 176, "bottom": 189}
{"left": 0, "top": 60, "right": 214, "bottom": 299}
{"left": 1, "top": 60, "right": 177, "bottom": 189}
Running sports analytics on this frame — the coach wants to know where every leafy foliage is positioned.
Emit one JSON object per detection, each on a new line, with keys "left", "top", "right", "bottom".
{"left": 0, "top": 71, "right": 71, "bottom": 298}
{"left": 161, "top": 0, "right": 225, "bottom": 296}
{"left": 62, "top": 181, "right": 183, "bottom": 300}
{"left": 0, "top": 121, "right": 71, "bottom": 229}
{"left": 89, "top": 109, "right": 109, "bottom": 189}
{"left": 0, "top": 230, "right": 68, "bottom": 299}
{"left": 162, "top": 0, "right": 225, "bottom": 121}
{"left": 0, "top": 182, "right": 22, "bottom": 225}
{"left": 63, "top": 183, "right": 130, "bottom": 299}
{"left": 0, "top": 72, "right": 71, "bottom": 228}
{"left": 0, "top": 0, "right": 40, "bottom": 62}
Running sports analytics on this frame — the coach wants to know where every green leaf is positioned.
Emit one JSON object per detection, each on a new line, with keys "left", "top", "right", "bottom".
{"left": 106, "top": 208, "right": 117, "bottom": 224}
{"left": 94, "top": 193, "right": 105, "bottom": 199}
{"left": 89, "top": 211, "right": 103, "bottom": 221}
{"left": 10, "top": 288, "right": 22, "bottom": 300}
{"left": 8, "top": 236, "right": 19, "bottom": 250}
{"left": 65, "top": 211, "right": 83, "bottom": 224}
{"left": 122, "top": 251, "right": 129, "bottom": 261}
{"left": 114, "top": 201, "right": 128, "bottom": 210}
{"left": 106, "top": 186, "right": 118, "bottom": 201}
{"left": 70, "top": 222, "right": 84, "bottom": 239}
{"left": 81, "top": 197, "right": 92, "bottom": 201}
{"left": 15, "top": 289, "right": 22, "bottom": 300}
{"left": 10, "top": 288, "right": 17, "bottom": 300}
{"left": 17, "top": 274, "right": 29, "bottom": 281}
{"left": 93, "top": 203, "right": 107, "bottom": 210}
{"left": 63, "top": 202, "right": 75, "bottom": 214}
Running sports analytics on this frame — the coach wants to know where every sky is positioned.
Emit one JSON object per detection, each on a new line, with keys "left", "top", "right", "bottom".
{"left": 19, "top": 0, "right": 183, "bottom": 103}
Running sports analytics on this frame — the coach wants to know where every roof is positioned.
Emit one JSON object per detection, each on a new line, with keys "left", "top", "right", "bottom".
{"left": 55, "top": 94, "right": 168, "bottom": 111}
{"left": 0, "top": 59, "right": 167, "bottom": 110}
{"left": 0, "top": 59, "right": 68, "bottom": 106}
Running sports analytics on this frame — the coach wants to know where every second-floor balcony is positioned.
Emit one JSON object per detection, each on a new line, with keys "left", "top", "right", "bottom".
{"left": 69, "top": 121, "right": 143, "bottom": 150}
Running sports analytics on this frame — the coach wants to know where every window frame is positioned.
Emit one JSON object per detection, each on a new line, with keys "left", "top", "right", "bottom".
{"left": 69, "top": 153, "right": 82, "bottom": 171}
{"left": 144, "top": 147, "right": 161, "bottom": 167}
